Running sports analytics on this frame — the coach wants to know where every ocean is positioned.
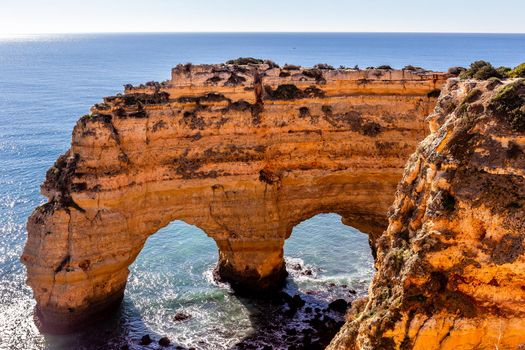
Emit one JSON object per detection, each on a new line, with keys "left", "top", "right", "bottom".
{"left": 1, "top": 33, "right": 524, "bottom": 350}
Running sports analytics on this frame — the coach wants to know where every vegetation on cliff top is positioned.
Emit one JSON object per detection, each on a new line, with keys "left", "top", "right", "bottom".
{"left": 226, "top": 57, "right": 264, "bottom": 65}
{"left": 224, "top": 59, "right": 437, "bottom": 73}
{"left": 226, "top": 57, "right": 279, "bottom": 68}
{"left": 455, "top": 61, "right": 525, "bottom": 80}
{"left": 509, "top": 63, "right": 525, "bottom": 78}
{"left": 489, "top": 79, "right": 525, "bottom": 131}
{"left": 403, "top": 65, "right": 424, "bottom": 71}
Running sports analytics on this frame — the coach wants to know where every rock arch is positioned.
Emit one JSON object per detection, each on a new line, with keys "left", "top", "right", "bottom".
{"left": 22, "top": 63, "right": 448, "bottom": 332}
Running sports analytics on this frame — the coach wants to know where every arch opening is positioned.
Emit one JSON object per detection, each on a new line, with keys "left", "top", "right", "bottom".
{"left": 37, "top": 213, "right": 377, "bottom": 349}
{"left": 232, "top": 213, "right": 377, "bottom": 348}
{"left": 40, "top": 219, "right": 264, "bottom": 349}
{"left": 284, "top": 213, "right": 374, "bottom": 298}
{"left": 122, "top": 220, "right": 257, "bottom": 349}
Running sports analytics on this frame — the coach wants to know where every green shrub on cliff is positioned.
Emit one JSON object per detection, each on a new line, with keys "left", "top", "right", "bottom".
{"left": 460, "top": 60, "right": 502, "bottom": 80}
{"left": 508, "top": 63, "right": 525, "bottom": 78}
{"left": 464, "top": 88, "right": 483, "bottom": 103}
{"left": 448, "top": 66, "right": 466, "bottom": 76}
{"left": 283, "top": 64, "right": 301, "bottom": 70}
{"left": 403, "top": 65, "right": 423, "bottom": 71}
{"left": 473, "top": 65, "right": 501, "bottom": 80}
{"left": 314, "top": 63, "right": 335, "bottom": 70}
{"left": 490, "top": 80, "right": 525, "bottom": 131}
{"left": 460, "top": 62, "right": 525, "bottom": 79}
{"left": 496, "top": 66, "right": 512, "bottom": 77}
{"left": 226, "top": 57, "right": 264, "bottom": 65}
{"left": 270, "top": 84, "right": 304, "bottom": 100}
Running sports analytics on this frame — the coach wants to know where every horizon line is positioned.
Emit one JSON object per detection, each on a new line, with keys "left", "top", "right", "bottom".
{"left": 2, "top": 30, "right": 525, "bottom": 36}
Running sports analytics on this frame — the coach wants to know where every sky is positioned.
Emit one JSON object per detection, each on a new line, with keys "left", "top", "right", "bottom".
{"left": 1, "top": 0, "right": 524, "bottom": 35}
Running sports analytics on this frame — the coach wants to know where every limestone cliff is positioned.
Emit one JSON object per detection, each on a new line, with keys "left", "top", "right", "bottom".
{"left": 21, "top": 62, "right": 446, "bottom": 332}
{"left": 328, "top": 78, "right": 525, "bottom": 349}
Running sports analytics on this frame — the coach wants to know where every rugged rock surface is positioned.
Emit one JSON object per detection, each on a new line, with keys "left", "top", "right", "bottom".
{"left": 21, "top": 62, "right": 447, "bottom": 332}
{"left": 328, "top": 79, "right": 525, "bottom": 349}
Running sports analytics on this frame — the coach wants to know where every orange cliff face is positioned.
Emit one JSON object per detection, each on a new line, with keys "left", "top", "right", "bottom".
{"left": 328, "top": 79, "right": 525, "bottom": 350}
{"left": 21, "top": 62, "right": 448, "bottom": 333}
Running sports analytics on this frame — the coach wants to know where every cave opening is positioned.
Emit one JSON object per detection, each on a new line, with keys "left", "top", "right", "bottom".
{"left": 117, "top": 220, "right": 256, "bottom": 349}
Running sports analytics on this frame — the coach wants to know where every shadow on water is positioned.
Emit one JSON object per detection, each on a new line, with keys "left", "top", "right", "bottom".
{"left": 230, "top": 275, "right": 362, "bottom": 350}
{"left": 41, "top": 274, "right": 361, "bottom": 350}
{"left": 43, "top": 297, "right": 186, "bottom": 350}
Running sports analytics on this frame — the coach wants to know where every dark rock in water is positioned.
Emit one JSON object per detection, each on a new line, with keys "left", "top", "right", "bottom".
{"left": 306, "top": 342, "right": 324, "bottom": 350}
{"left": 328, "top": 299, "right": 348, "bottom": 313}
{"left": 286, "top": 328, "right": 298, "bottom": 336}
{"left": 303, "top": 269, "right": 313, "bottom": 276}
{"left": 291, "top": 263, "right": 302, "bottom": 271}
{"left": 322, "top": 315, "right": 336, "bottom": 328}
{"left": 284, "top": 308, "right": 297, "bottom": 317}
{"left": 308, "top": 315, "right": 324, "bottom": 328}
{"left": 173, "top": 311, "right": 191, "bottom": 321}
{"left": 140, "top": 334, "right": 152, "bottom": 345}
{"left": 289, "top": 294, "right": 305, "bottom": 309}
{"left": 348, "top": 289, "right": 357, "bottom": 295}
{"left": 341, "top": 284, "right": 348, "bottom": 288}
{"left": 159, "top": 336, "right": 171, "bottom": 347}
{"left": 277, "top": 291, "right": 292, "bottom": 304}
{"left": 231, "top": 294, "right": 350, "bottom": 350}
{"left": 288, "top": 342, "right": 298, "bottom": 350}
{"left": 304, "top": 334, "right": 325, "bottom": 350}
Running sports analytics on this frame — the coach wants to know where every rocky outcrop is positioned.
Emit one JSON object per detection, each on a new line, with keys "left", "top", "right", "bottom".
{"left": 21, "top": 62, "right": 447, "bottom": 333}
{"left": 328, "top": 78, "right": 525, "bottom": 349}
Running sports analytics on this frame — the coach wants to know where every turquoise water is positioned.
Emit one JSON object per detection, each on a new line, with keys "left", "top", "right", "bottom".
{"left": 0, "top": 33, "right": 524, "bottom": 349}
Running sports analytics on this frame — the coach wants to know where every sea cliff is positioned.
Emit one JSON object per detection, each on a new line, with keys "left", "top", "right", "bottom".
{"left": 329, "top": 78, "right": 525, "bottom": 349}
{"left": 22, "top": 62, "right": 447, "bottom": 333}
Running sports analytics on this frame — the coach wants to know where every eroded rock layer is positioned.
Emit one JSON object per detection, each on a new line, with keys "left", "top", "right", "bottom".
{"left": 328, "top": 79, "right": 525, "bottom": 350}
{"left": 22, "top": 63, "right": 447, "bottom": 332}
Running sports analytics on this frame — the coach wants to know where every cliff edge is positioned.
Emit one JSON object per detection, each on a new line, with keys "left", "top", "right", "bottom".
{"left": 329, "top": 78, "right": 525, "bottom": 349}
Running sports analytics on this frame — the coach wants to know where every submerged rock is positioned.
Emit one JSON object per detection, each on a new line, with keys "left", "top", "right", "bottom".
{"left": 158, "top": 336, "right": 171, "bottom": 347}
{"left": 139, "top": 334, "right": 152, "bottom": 345}
{"left": 328, "top": 299, "right": 348, "bottom": 313}
{"left": 173, "top": 311, "right": 191, "bottom": 322}
{"left": 289, "top": 294, "right": 306, "bottom": 309}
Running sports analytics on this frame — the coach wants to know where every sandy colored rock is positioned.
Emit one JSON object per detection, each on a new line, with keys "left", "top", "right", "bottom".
{"left": 21, "top": 62, "right": 447, "bottom": 332}
{"left": 328, "top": 78, "right": 525, "bottom": 350}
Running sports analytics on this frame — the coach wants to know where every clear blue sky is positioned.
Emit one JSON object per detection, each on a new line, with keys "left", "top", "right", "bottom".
{"left": 1, "top": 0, "right": 524, "bottom": 34}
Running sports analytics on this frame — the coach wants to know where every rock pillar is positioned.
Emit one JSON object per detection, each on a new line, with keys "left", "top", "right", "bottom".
{"left": 215, "top": 238, "right": 287, "bottom": 294}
